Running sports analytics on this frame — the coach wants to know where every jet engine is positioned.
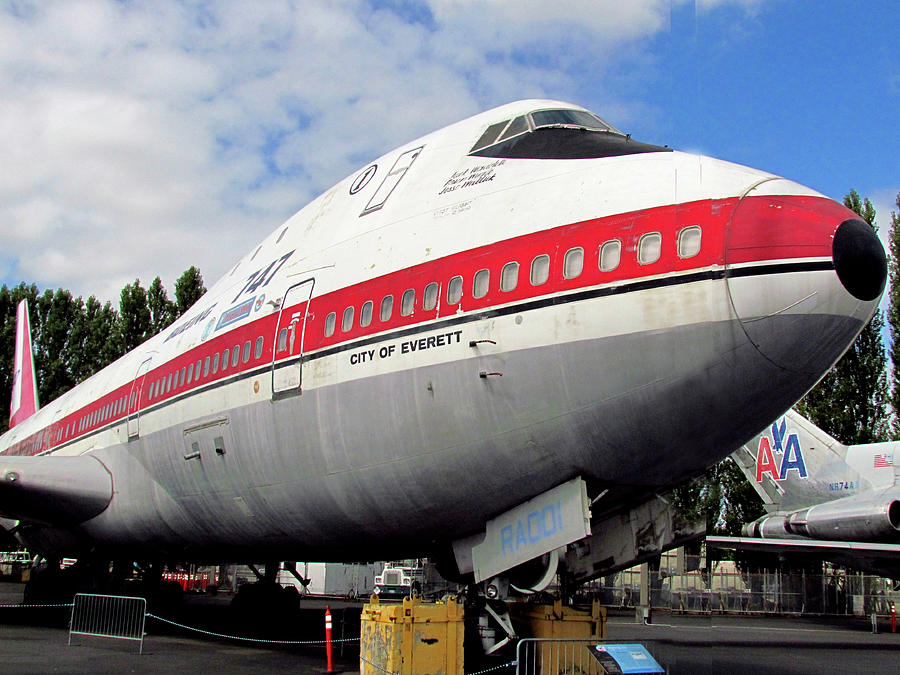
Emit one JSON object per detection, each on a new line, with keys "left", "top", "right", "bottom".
{"left": 744, "top": 490, "right": 900, "bottom": 542}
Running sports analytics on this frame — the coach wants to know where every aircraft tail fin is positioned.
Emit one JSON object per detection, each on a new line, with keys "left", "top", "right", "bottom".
{"left": 9, "top": 299, "right": 39, "bottom": 429}
{"left": 731, "top": 409, "right": 866, "bottom": 513}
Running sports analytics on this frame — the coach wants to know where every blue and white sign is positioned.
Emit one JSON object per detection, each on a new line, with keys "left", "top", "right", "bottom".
{"left": 469, "top": 477, "right": 590, "bottom": 582}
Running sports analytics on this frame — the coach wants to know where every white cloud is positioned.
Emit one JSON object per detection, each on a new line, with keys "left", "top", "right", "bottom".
{"left": 0, "top": 0, "right": 771, "bottom": 305}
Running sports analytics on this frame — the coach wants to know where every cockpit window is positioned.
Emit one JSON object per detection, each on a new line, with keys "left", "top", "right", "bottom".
{"left": 471, "top": 121, "right": 509, "bottom": 153}
{"left": 498, "top": 115, "right": 529, "bottom": 141}
{"left": 531, "top": 109, "right": 617, "bottom": 133}
{"left": 469, "top": 107, "right": 669, "bottom": 160}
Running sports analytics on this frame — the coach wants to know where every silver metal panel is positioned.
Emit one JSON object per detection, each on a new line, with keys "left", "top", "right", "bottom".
{"left": 80, "top": 307, "right": 863, "bottom": 561}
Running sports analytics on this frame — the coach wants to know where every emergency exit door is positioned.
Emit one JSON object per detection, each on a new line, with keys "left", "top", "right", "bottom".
{"left": 272, "top": 279, "right": 315, "bottom": 396}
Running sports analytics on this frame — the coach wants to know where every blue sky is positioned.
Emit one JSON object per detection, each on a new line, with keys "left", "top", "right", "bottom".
{"left": 0, "top": 0, "right": 896, "bottom": 303}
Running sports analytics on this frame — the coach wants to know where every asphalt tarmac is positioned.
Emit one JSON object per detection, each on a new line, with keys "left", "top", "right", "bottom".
{"left": 3, "top": 580, "right": 900, "bottom": 674}
{"left": 605, "top": 611, "right": 900, "bottom": 674}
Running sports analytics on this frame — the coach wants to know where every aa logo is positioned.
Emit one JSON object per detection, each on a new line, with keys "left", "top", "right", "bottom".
{"left": 755, "top": 418, "right": 808, "bottom": 481}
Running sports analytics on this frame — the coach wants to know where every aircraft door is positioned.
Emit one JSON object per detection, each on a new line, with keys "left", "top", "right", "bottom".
{"left": 272, "top": 278, "right": 315, "bottom": 397}
{"left": 127, "top": 356, "right": 153, "bottom": 439}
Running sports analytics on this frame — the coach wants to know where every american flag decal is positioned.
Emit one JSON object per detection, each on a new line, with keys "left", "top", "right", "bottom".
{"left": 873, "top": 453, "right": 894, "bottom": 468}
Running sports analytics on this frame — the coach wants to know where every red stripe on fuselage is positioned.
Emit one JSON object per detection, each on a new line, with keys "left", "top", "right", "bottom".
{"left": 2, "top": 194, "right": 843, "bottom": 457}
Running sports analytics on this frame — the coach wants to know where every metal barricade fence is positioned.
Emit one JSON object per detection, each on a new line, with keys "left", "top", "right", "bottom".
{"left": 69, "top": 593, "right": 147, "bottom": 654}
{"left": 516, "top": 638, "right": 605, "bottom": 675}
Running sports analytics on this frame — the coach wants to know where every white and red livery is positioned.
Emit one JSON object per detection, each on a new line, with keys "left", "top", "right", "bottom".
{"left": 0, "top": 100, "right": 885, "bottom": 587}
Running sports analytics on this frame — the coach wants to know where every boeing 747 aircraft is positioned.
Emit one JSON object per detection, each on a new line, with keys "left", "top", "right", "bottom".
{"left": 0, "top": 100, "right": 886, "bottom": 602}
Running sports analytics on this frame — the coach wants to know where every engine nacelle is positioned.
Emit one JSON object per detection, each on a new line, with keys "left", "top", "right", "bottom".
{"left": 744, "top": 491, "right": 900, "bottom": 542}
{"left": 742, "top": 515, "right": 803, "bottom": 540}
{"left": 787, "top": 493, "right": 900, "bottom": 541}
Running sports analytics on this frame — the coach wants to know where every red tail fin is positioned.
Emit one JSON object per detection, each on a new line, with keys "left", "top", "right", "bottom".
{"left": 9, "top": 299, "right": 39, "bottom": 428}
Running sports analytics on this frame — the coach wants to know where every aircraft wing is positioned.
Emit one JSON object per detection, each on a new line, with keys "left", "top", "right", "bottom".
{"left": 707, "top": 535, "right": 900, "bottom": 578}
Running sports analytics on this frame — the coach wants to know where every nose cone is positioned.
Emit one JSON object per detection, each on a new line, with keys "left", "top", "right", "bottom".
{"left": 833, "top": 218, "right": 887, "bottom": 301}
{"left": 725, "top": 178, "right": 885, "bottom": 376}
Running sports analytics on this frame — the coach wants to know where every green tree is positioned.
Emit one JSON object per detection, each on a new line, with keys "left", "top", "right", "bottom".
{"left": 795, "top": 190, "right": 890, "bottom": 443}
{"left": 119, "top": 280, "right": 152, "bottom": 352}
{"left": 671, "top": 458, "right": 765, "bottom": 535}
{"left": 887, "top": 193, "right": 900, "bottom": 438}
{"left": 69, "top": 296, "right": 123, "bottom": 383}
{"left": 174, "top": 266, "right": 206, "bottom": 316}
{"left": 32, "top": 288, "right": 80, "bottom": 405}
{"left": 148, "top": 276, "right": 177, "bottom": 336}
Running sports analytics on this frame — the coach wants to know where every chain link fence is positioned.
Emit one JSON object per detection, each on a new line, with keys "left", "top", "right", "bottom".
{"left": 588, "top": 561, "right": 900, "bottom": 616}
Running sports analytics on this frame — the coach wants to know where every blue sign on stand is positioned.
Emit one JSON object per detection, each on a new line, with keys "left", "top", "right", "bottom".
{"left": 589, "top": 643, "right": 664, "bottom": 674}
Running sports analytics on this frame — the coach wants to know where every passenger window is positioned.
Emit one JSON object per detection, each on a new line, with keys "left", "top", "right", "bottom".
{"left": 401, "top": 289, "right": 415, "bottom": 317}
{"left": 254, "top": 336, "right": 264, "bottom": 359}
{"left": 342, "top": 306, "right": 354, "bottom": 332}
{"left": 187, "top": 363, "right": 194, "bottom": 384}
{"left": 325, "top": 312, "right": 336, "bottom": 337}
{"left": 564, "top": 247, "right": 584, "bottom": 279}
{"left": 149, "top": 382, "right": 155, "bottom": 400}
{"left": 204, "top": 356, "right": 210, "bottom": 377}
{"left": 447, "top": 276, "right": 463, "bottom": 304}
{"left": 678, "top": 226, "right": 702, "bottom": 259}
{"left": 232, "top": 345, "right": 240, "bottom": 367}
{"left": 277, "top": 328, "right": 288, "bottom": 352}
{"left": 242, "top": 341, "right": 251, "bottom": 363}
{"left": 473, "top": 269, "right": 490, "bottom": 299}
{"left": 167, "top": 373, "right": 173, "bottom": 392}
{"left": 531, "top": 254, "right": 550, "bottom": 286}
{"left": 380, "top": 295, "right": 394, "bottom": 322}
{"left": 501, "top": 262, "right": 519, "bottom": 292}
{"left": 179, "top": 367, "right": 186, "bottom": 387}
{"left": 196, "top": 360, "right": 202, "bottom": 378}
{"left": 424, "top": 282, "right": 439, "bottom": 311}
{"left": 212, "top": 353, "right": 220, "bottom": 374}
{"left": 360, "top": 300, "right": 373, "bottom": 327}
{"left": 638, "top": 232, "right": 662, "bottom": 265}
{"left": 221, "top": 349, "right": 229, "bottom": 371}
{"left": 599, "top": 240, "right": 621, "bottom": 272}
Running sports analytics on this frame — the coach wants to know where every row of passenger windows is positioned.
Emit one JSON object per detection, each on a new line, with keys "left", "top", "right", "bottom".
{"left": 57, "top": 227, "right": 703, "bottom": 441}
{"left": 56, "top": 335, "right": 268, "bottom": 442}
{"left": 71, "top": 392, "right": 135, "bottom": 437}
{"left": 147, "top": 337, "right": 265, "bottom": 402}
{"left": 323, "top": 226, "right": 702, "bottom": 338}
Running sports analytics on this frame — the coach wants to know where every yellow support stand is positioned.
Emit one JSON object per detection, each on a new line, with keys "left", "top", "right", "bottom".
{"left": 360, "top": 595, "right": 464, "bottom": 675}
{"left": 511, "top": 598, "right": 606, "bottom": 640}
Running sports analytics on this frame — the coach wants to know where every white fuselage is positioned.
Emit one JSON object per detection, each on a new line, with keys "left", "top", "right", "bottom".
{"left": 0, "top": 100, "right": 881, "bottom": 562}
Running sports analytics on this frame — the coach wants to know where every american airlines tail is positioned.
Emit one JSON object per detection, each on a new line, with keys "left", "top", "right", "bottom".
{"left": 728, "top": 408, "right": 900, "bottom": 547}
{"left": 9, "top": 299, "right": 39, "bottom": 429}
